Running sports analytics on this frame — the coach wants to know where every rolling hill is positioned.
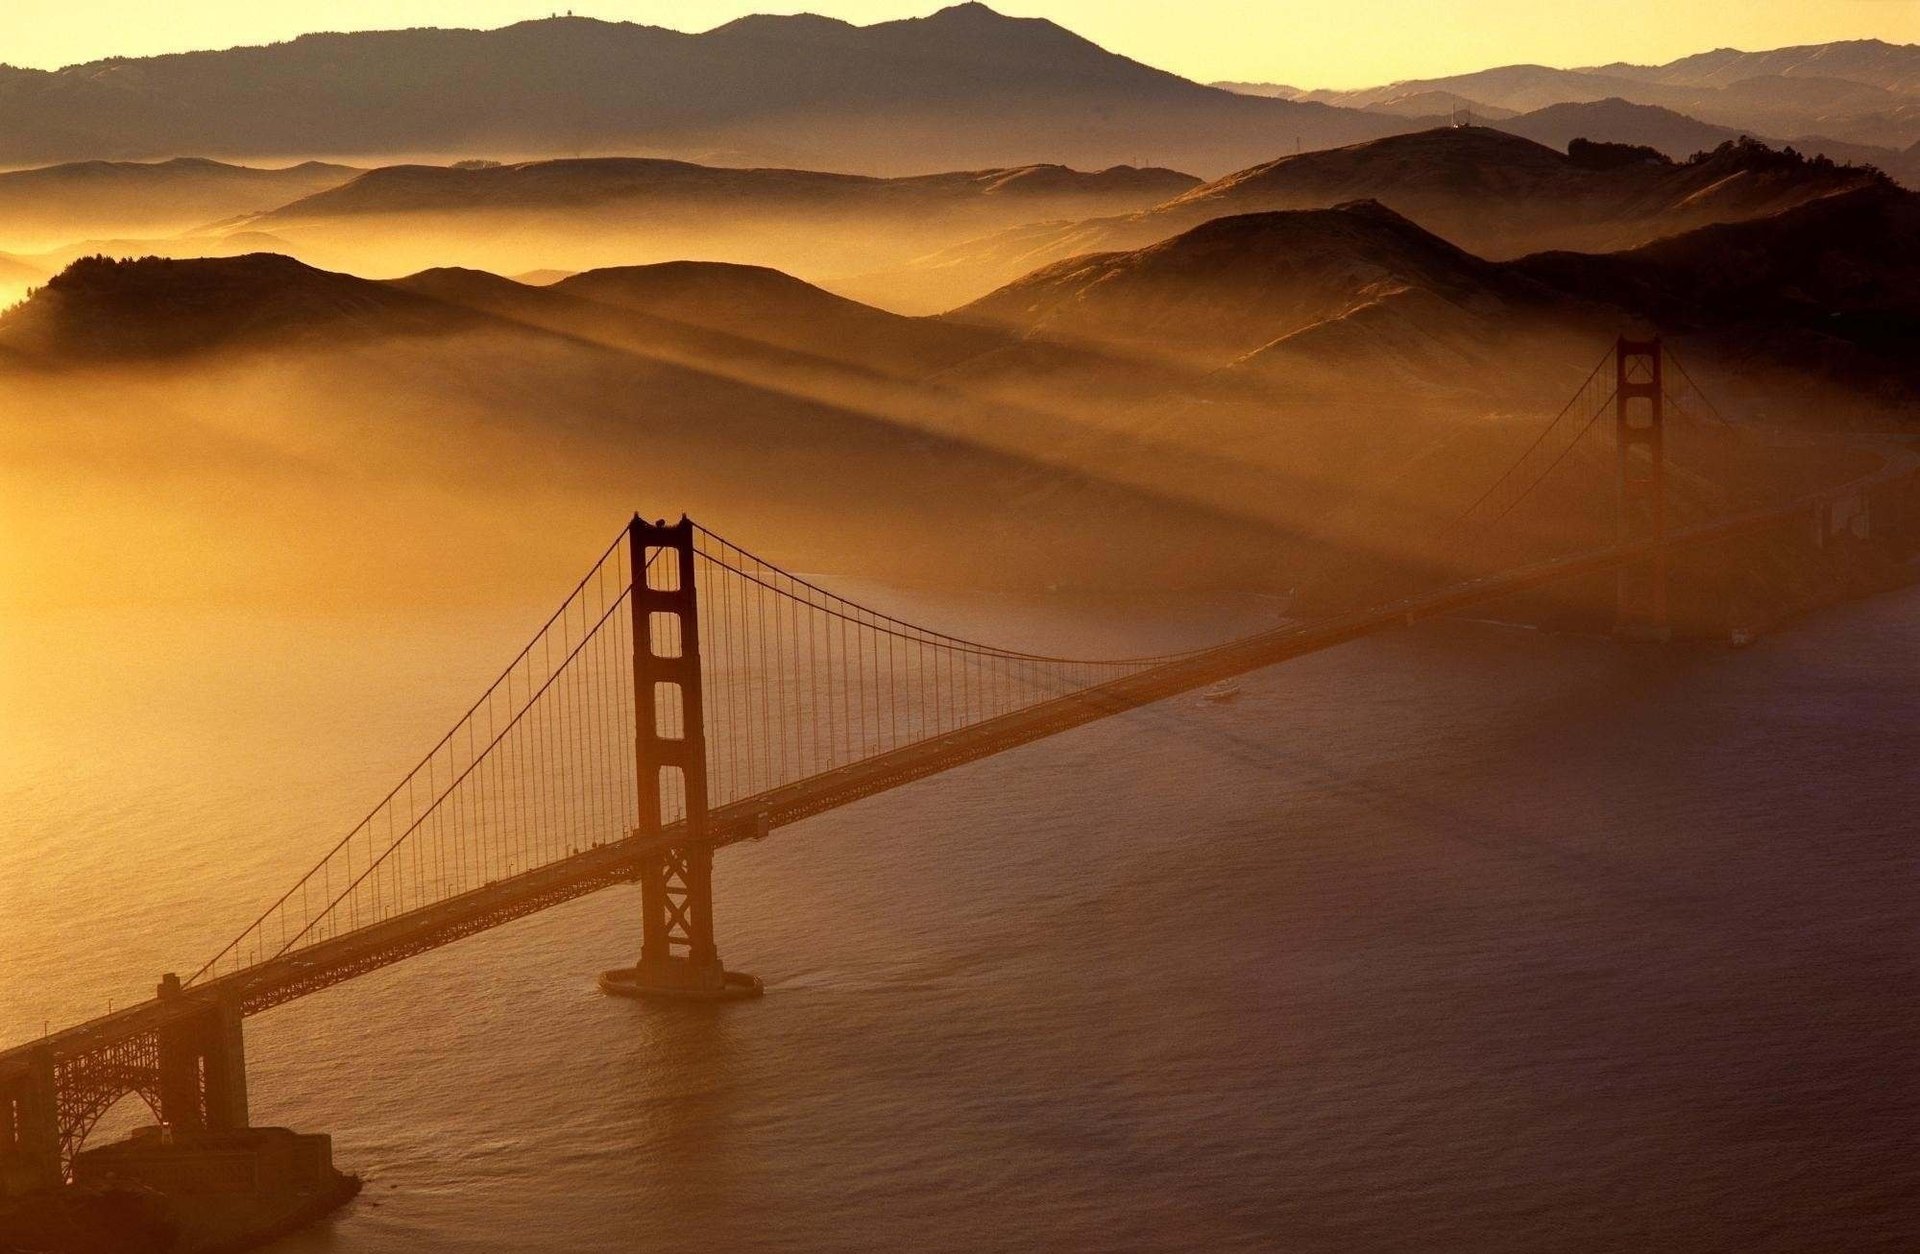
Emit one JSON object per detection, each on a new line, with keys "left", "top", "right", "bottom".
{"left": 0, "top": 250, "right": 1315, "bottom": 596}
{"left": 951, "top": 200, "right": 1546, "bottom": 366}
{"left": 1515, "top": 183, "right": 1920, "bottom": 399}
{"left": 869, "top": 129, "right": 1885, "bottom": 312}
{"left": 0, "top": 253, "right": 481, "bottom": 360}
{"left": 944, "top": 175, "right": 1920, "bottom": 409}
{"left": 216, "top": 155, "right": 1205, "bottom": 286}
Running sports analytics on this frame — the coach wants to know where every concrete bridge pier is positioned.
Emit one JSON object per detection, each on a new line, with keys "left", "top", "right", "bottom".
{"left": 0, "top": 1049, "right": 60, "bottom": 1194}
{"left": 155, "top": 974, "right": 249, "bottom": 1132}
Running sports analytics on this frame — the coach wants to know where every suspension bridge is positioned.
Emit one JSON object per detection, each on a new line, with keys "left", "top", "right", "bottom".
{"left": 3, "top": 339, "right": 1915, "bottom": 1185}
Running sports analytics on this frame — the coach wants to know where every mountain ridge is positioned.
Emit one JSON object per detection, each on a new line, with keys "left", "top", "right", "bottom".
{"left": 1248, "top": 38, "right": 1920, "bottom": 153}
{"left": 0, "top": 4, "right": 1405, "bottom": 176}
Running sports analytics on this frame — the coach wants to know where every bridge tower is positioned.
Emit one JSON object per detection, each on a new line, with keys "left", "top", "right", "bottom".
{"left": 154, "top": 975, "right": 249, "bottom": 1133}
{"left": 1614, "top": 336, "right": 1670, "bottom": 641}
{"left": 601, "top": 517, "right": 761, "bottom": 1002}
{"left": 0, "top": 1049, "right": 59, "bottom": 1193}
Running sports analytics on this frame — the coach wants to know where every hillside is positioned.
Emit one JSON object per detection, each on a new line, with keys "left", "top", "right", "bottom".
{"left": 0, "top": 158, "right": 358, "bottom": 252}
{"left": 0, "top": 253, "right": 481, "bottom": 360}
{"left": 1516, "top": 183, "right": 1920, "bottom": 398}
{"left": 0, "top": 4, "right": 1405, "bottom": 177}
{"left": 951, "top": 200, "right": 1555, "bottom": 367}
{"left": 1497, "top": 100, "right": 1742, "bottom": 161}
{"left": 548, "top": 263, "right": 1002, "bottom": 375}
{"left": 387, "top": 258, "right": 1008, "bottom": 384}
{"left": 874, "top": 129, "right": 1883, "bottom": 312}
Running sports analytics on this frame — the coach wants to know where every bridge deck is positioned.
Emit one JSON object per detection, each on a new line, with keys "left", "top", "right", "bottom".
{"left": 4, "top": 458, "right": 1908, "bottom": 1078}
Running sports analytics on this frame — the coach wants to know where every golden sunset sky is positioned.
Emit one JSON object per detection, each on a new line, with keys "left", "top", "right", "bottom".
{"left": 2, "top": 1, "right": 1915, "bottom": 88}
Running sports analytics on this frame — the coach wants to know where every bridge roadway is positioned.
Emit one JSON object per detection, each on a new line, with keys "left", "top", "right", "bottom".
{"left": 3, "top": 456, "right": 1910, "bottom": 1083}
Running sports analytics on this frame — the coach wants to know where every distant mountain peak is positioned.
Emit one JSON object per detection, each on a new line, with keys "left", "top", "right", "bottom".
{"left": 0, "top": 4, "right": 1410, "bottom": 174}
{"left": 708, "top": 12, "right": 857, "bottom": 37}
{"left": 928, "top": 2, "right": 1015, "bottom": 21}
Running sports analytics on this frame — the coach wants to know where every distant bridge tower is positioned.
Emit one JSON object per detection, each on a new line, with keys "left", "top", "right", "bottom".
{"left": 601, "top": 517, "right": 760, "bottom": 1001}
{"left": 1614, "top": 336, "right": 1669, "bottom": 640}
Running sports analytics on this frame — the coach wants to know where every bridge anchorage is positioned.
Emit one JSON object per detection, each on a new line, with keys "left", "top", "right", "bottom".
{"left": 599, "top": 517, "right": 762, "bottom": 1002}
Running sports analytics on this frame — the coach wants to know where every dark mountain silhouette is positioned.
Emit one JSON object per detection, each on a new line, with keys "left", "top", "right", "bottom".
{"left": 1516, "top": 183, "right": 1920, "bottom": 398}
{"left": 1269, "top": 40, "right": 1920, "bottom": 153}
{"left": 0, "top": 4, "right": 1404, "bottom": 177}
{"left": 0, "top": 158, "right": 357, "bottom": 251}
{"left": 879, "top": 129, "right": 1884, "bottom": 311}
{"left": 948, "top": 178, "right": 1920, "bottom": 408}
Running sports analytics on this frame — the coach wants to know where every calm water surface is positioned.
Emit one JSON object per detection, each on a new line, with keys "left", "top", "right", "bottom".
{"left": 2, "top": 581, "right": 1915, "bottom": 1252}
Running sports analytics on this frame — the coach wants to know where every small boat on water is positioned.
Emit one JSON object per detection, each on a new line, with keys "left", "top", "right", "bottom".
{"left": 1200, "top": 684, "right": 1242, "bottom": 704}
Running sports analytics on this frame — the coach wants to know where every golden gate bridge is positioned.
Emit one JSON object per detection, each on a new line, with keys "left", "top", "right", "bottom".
{"left": 3, "top": 339, "right": 1914, "bottom": 1183}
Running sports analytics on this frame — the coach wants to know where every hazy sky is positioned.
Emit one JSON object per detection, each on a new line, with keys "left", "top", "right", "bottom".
{"left": 2, "top": 1, "right": 1916, "bottom": 88}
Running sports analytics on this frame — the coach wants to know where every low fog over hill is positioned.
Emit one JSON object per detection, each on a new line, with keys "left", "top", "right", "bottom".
{"left": 223, "top": 156, "right": 1201, "bottom": 281}
{"left": 1, "top": 153, "right": 1907, "bottom": 614}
